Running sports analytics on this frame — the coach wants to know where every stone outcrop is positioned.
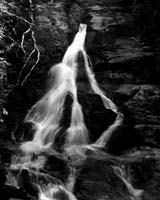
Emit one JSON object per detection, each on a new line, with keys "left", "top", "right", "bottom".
{"left": 114, "top": 84, "right": 160, "bottom": 148}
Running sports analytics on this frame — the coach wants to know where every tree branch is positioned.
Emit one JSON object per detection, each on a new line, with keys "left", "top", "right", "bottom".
{"left": 16, "top": 0, "right": 40, "bottom": 86}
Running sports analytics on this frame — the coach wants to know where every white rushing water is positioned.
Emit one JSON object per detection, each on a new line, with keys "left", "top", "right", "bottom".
{"left": 6, "top": 24, "right": 125, "bottom": 200}
{"left": 20, "top": 23, "right": 119, "bottom": 156}
{"left": 39, "top": 184, "right": 78, "bottom": 200}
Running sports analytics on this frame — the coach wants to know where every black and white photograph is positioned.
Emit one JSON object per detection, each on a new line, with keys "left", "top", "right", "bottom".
{"left": 0, "top": 0, "right": 160, "bottom": 199}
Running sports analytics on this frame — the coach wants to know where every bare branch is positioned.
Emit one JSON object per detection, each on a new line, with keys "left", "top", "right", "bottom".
{"left": 17, "top": 49, "right": 36, "bottom": 85}
{"left": 17, "top": 0, "right": 40, "bottom": 86}
{"left": 21, "top": 39, "right": 40, "bottom": 86}
{"left": 1, "top": 0, "right": 40, "bottom": 86}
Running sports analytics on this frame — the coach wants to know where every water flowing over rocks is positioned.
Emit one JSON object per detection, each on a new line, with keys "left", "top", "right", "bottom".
{"left": 0, "top": 0, "right": 160, "bottom": 200}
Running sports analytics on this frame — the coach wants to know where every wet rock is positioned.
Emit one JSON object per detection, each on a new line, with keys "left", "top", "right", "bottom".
{"left": 68, "top": 3, "right": 85, "bottom": 33}
{"left": 0, "top": 143, "right": 13, "bottom": 165}
{"left": 114, "top": 84, "right": 160, "bottom": 148}
{"left": 95, "top": 71, "right": 134, "bottom": 85}
{"left": 115, "top": 84, "right": 140, "bottom": 102}
{"left": 19, "top": 169, "right": 39, "bottom": 199}
{"left": 106, "top": 125, "right": 142, "bottom": 155}
{"left": 13, "top": 121, "right": 35, "bottom": 142}
{"left": 44, "top": 155, "right": 70, "bottom": 183}
{"left": 135, "top": 124, "right": 160, "bottom": 148}
{"left": 125, "top": 85, "right": 160, "bottom": 123}
{"left": 129, "top": 156, "right": 156, "bottom": 185}
{"left": 105, "top": 38, "right": 153, "bottom": 65}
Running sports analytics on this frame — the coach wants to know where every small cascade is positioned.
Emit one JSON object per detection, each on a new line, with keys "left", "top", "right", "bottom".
{"left": 39, "top": 184, "right": 78, "bottom": 200}
{"left": 94, "top": 112, "right": 123, "bottom": 148}
{"left": 113, "top": 165, "right": 143, "bottom": 200}
{"left": 5, "top": 170, "right": 19, "bottom": 189}
{"left": 82, "top": 50, "right": 117, "bottom": 113}
{"left": 65, "top": 167, "right": 76, "bottom": 193}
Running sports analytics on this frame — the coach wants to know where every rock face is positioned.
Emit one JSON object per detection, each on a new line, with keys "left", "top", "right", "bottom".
{"left": 74, "top": 148, "right": 159, "bottom": 200}
{"left": 114, "top": 84, "right": 160, "bottom": 148}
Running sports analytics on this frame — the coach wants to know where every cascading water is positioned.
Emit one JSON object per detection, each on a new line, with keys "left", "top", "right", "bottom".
{"left": 6, "top": 24, "right": 126, "bottom": 200}
{"left": 113, "top": 166, "right": 143, "bottom": 200}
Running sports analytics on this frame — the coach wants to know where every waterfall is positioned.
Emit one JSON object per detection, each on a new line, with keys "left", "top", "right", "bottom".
{"left": 18, "top": 23, "right": 120, "bottom": 156}
{"left": 6, "top": 23, "right": 124, "bottom": 200}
